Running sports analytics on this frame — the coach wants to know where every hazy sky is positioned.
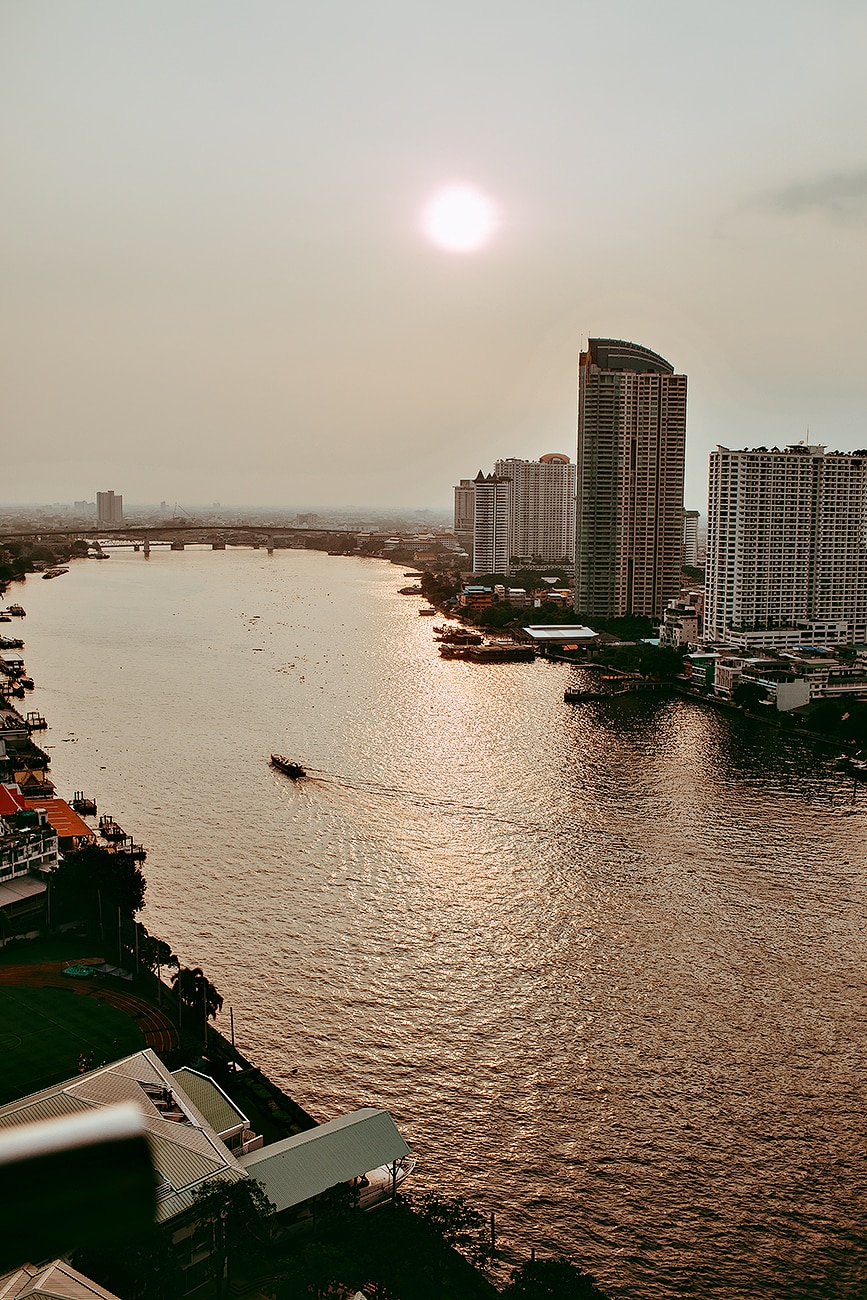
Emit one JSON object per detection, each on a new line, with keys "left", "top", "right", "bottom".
{"left": 4, "top": 1, "right": 866, "bottom": 512}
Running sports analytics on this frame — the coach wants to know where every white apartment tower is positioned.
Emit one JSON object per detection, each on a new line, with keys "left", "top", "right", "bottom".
{"left": 96, "top": 490, "right": 123, "bottom": 529}
{"left": 575, "top": 339, "right": 687, "bottom": 618}
{"left": 494, "top": 454, "right": 577, "bottom": 567}
{"left": 472, "top": 472, "right": 512, "bottom": 573}
{"left": 705, "top": 444, "right": 867, "bottom": 647}
{"left": 682, "top": 510, "right": 700, "bottom": 567}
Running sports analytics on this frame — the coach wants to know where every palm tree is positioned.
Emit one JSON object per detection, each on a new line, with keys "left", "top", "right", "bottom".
{"left": 171, "top": 966, "right": 223, "bottom": 1040}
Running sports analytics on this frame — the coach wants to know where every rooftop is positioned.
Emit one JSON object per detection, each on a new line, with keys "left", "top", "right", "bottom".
{"left": 522, "top": 625, "right": 597, "bottom": 642}
{"left": 239, "top": 1108, "right": 410, "bottom": 1213}
{"left": 0, "top": 1050, "right": 246, "bottom": 1223}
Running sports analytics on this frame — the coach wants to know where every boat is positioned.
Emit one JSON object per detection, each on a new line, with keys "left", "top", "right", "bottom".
{"left": 41, "top": 568, "right": 69, "bottom": 580}
{"left": 418, "top": 607, "right": 436, "bottom": 616}
{"left": 434, "top": 627, "right": 482, "bottom": 645}
{"left": 98, "top": 815, "right": 127, "bottom": 841}
{"left": 25, "top": 711, "right": 48, "bottom": 730}
{"left": 398, "top": 586, "right": 423, "bottom": 595}
{"left": 72, "top": 792, "right": 97, "bottom": 814}
{"left": 6, "top": 606, "right": 25, "bottom": 617}
{"left": 354, "top": 1155, "right": 417, "bottom": 1208}
{"left": 270, "top": 754, "right": 306, "bottom": 780}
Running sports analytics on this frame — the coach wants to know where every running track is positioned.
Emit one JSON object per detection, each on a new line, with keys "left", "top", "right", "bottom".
{"left": 0, "top": 963, "right": 178, "bottom": 1053}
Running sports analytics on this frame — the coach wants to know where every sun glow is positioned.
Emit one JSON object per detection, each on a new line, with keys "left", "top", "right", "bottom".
{"left": 422, "top": 185, "right": 497, "bottom": 253}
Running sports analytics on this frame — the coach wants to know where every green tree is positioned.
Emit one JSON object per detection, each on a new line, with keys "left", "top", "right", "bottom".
{"left": 410, "top": 1192, "right": 496, "bottom": 1274}
{"left": 73, "top": 1226, "right": 184, "bottom": 1300}
{"left": 50, "top": 844, "right": 146, "bottom": 930}
{"left": 732, "top": 680, "right": 767, "bottom": 711}
{"left": 138, "top": 925, "right": 179, "bottom": 973}
{"left": 172, "top": 965, "right": 224, "bottom": 1020}
{"left": 190, "top": 1177, "right": 275, "bottom": 1290}
{"left": 504, "top": 1256, "right": 608, "bottom": 1299}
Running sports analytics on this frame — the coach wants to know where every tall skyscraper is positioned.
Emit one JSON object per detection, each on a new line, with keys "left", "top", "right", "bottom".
{"left": 494, "top": 454, "right": 576, "bottom": 567}
{"left": 453, "top": 478, "right": 475, "bottom": 556}
{"left": 96, "top": 490, "right": 124, "bottom": 528}
{"left": 705, "top": 444, "right": 867, "bottom": 647}
{"left": 472, "top": 472, "right": 512, "bottom": 573}
{"left": 682, "top": 510, "right": 700, "bottom": 567}
{"left": 574, "top": 339, "right": 687, "bottom": 618}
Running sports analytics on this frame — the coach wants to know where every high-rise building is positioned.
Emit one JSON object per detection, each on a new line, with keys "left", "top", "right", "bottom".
{"left": 453, "top": 479, "right": 475, "bottom": 556}
{"left": 96, "top": 490, "right": 123, "bottom": 529}
{"left": 682, "top": 510, "right": 700, "bottom": 568}
{"left": 472, "top": 472, "right": 512, "bottom": 573}
{"left": 704, "top": 444, "right": 867, "bottom": 648}
{"left": 574, "top": 339, "right": 687, "bottom": 618}
{"left": 494, "top": 454, "right": 576, "bottom": 567}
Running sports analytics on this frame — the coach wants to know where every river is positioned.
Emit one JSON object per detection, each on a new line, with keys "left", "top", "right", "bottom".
{"left": 11, "top": 547, "right": 867, "bottom": 1298}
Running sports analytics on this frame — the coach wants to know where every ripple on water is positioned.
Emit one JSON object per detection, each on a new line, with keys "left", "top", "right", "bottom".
{"left": 16, "top": 550, "right": 867, "bottom": 1300}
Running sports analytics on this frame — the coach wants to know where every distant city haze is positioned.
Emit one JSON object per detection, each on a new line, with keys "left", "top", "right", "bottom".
{"left": 4, "top": 1, "right": 866, "bottom": 510}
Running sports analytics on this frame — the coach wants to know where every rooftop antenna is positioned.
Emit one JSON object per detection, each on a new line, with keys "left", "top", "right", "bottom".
{"left": 805, "top": 423, "right": 810, "bottom": 447}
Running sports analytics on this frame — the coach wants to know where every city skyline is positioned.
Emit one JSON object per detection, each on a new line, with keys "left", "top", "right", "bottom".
{"left": 4, "top": 2, "right": 867, "bottom": 509}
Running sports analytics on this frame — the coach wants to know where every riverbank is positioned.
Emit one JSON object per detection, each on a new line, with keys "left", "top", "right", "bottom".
{"left": 7, "top": 548, "right": 864, "bottom": 1299}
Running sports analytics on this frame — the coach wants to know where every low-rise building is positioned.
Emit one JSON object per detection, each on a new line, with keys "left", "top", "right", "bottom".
{"left": 0, "top": 785, "right": 57, "bottom": 944}
{"left": 660, "top": 589, "right": 704, "bottom": 648}
{"left": 707, "top": 645, "right": 867, "bottom": 711}
{"left": 459, "top": 585, "right": 494, "bottom": 610}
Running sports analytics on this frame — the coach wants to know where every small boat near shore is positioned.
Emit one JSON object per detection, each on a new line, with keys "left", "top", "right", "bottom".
{"left": 270, "top": 754, "right": 306, "bottom": 780}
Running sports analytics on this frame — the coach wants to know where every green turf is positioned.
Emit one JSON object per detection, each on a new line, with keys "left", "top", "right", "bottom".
{"left": 0, "top": 988, "right": 145, "bottom": 1104}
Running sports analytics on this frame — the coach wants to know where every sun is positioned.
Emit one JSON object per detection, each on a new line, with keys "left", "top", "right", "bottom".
{"left": 422, "top": 185, "right": 498, "bottom": 253}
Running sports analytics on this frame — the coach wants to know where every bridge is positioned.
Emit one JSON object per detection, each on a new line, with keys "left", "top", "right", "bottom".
{"left": 0, "top": 523, "right": 379, "bottom": 554}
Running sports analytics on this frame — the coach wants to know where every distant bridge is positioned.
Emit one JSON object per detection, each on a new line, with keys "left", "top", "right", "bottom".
{"left": 0, "top": 523, "right": 377, "bottom": 549}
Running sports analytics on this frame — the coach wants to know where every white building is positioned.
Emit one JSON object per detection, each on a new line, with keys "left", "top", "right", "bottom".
{"left": 493, "top": 454, "right": 576, "bottom": 568}
{"left": 682, "top": 510, "right": 700, "bottom": 567}
{"left": 472, "top": 472, "right": 511, "bottom": 573}
{"left": 705, "top": 444, "right": 867, "bottom": 647}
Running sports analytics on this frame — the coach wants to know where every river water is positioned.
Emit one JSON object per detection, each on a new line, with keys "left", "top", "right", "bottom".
{"left": 12, "top": 548, "right": 867, "bottom": 1298}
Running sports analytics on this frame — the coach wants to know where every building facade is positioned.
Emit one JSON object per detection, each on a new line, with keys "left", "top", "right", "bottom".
{"left": 472, "top": 472, "right": 512, "bottom": 573}
{"left": 96, "top": 490, "right": 123, "bottom": 529}
{"left": 682, "top": 510, "right": 700, "bottom": 567}
{"left": 453, "top": 479, "right": 475, "bottom": 556}
{"left": 574, "top": 339, "right": 687, "bottom": 619}
{"left": 494, "top": 454, "right": 576, "bottom": 568}
{"left": 704, "top": 444, "right": 867, "bottom": 646}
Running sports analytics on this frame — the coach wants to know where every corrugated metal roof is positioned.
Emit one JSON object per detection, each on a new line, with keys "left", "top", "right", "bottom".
{"left": 0, "top": 1050, "right": 247, "bottom": 1223}
{"left": 239, "top": 1108, "right": 410, "bottom": 1212}
{"left": 171, "top": 1068, "right": 247, "bottom": 1137}
{"left": 24, "top": 799, "right": 95, "bottom": 841}
{"left": 0, "top": 1092, "right": 90, "bottom": 1130}
{"left": 0, "top": 1258, "right": 122, "bottom": 1299}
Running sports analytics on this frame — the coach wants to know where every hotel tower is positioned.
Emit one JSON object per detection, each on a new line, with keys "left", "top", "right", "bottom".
{"left": 574, "top": 339, "right": 687, "bottom": 618}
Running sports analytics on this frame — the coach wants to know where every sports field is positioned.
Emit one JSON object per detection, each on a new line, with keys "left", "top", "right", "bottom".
{"left": 0, "top": 987, "right": 145, "bottom": 1105}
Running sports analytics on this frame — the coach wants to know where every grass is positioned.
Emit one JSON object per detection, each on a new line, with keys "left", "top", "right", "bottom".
{"left": 0, "top": 987, "right": 145, "bottom": 1104}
